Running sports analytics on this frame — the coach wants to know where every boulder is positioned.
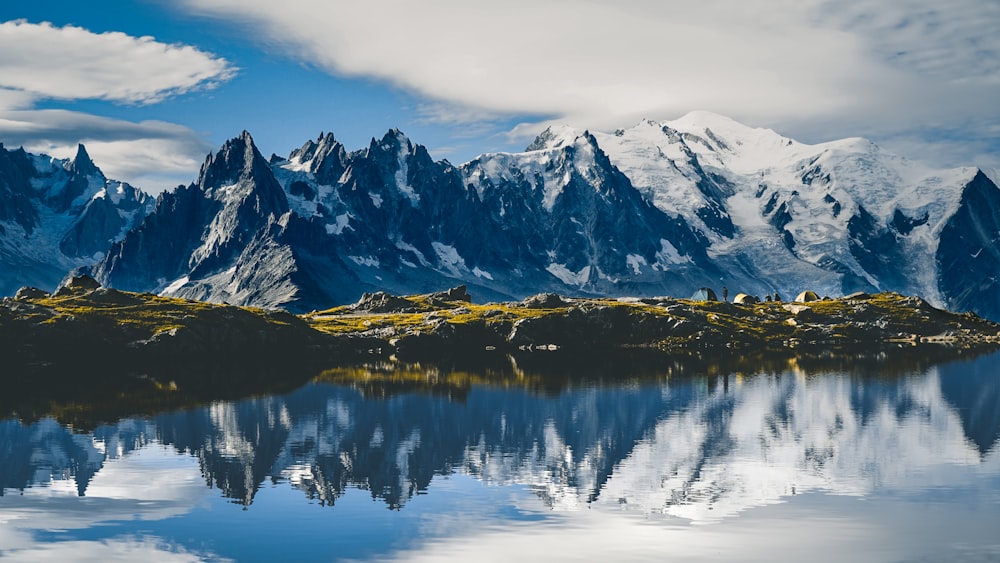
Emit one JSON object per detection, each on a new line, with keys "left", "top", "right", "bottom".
{"left": 521, "top": 293, "right": 568, "bottom": 309}
{"left": 14, "top": 286, "right": 49, "bottom": 300}
{"left": 350, "top": 291, "right": 414, "bottom": 313}
{"left": 427, "top": 285, "right": 472, "bottom": 303}
{"left": 54, "top": 274, "right": 102, "bottom": 296}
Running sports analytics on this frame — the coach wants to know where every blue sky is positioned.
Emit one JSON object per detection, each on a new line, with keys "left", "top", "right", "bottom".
{"left": 1, "top": 0, "right": 998, "bottom": 193}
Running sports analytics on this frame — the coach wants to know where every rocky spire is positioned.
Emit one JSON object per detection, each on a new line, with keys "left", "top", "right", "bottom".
{"left": 66, "top": 144, "right": 100, "bottom": 177}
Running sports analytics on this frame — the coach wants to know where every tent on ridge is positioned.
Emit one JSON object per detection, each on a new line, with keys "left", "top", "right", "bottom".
{"left": 733, "top": 293, "right": 759, "bottom": 304}
{"left": 690, "top": 287, "right": 718, "bottom": 301}
{"left": 795, "top": 290, "right": 820, "bottom": 302}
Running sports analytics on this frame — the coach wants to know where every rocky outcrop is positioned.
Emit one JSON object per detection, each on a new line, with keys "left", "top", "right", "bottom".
{"left": 55, "top": 273, "right": 102, "bottom": 295}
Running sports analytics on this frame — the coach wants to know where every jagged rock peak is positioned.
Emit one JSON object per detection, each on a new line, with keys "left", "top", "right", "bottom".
{"left": 371, "top": 128, "right": 412, "bottom": 152}
{"left": 289, "top": 132, "right": 336, "bottom": 162}
{"left": 288, "top": 132, "right": 345, "bottom": 174}
{"left": 66, "top": 143, "right": 100, "bottom": 177}
{"left": 197, "top": 130, "right": 271, "bottom": 189}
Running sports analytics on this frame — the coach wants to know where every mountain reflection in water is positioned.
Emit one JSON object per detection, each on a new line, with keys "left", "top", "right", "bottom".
{"left": 1, "top": 350, "right": 999, "bottom": 561}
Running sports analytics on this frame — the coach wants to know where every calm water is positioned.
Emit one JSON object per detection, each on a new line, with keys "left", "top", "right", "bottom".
{"left": 2, "top": 351, "right": 999, "bottom": 562}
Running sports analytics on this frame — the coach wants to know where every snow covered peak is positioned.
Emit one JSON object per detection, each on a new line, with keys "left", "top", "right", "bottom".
{"left": 668, "top": 110, "right": 756, "bottom": 134}
{"left": 525, "top": 125, "right": 584, "bottom": 152}
{"left": 663, "top": 111, "right": 798, "bottom": 169}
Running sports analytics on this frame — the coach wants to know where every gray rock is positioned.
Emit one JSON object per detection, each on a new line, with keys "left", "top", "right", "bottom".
{"left": 351, "top": 291, "right": 413, "bottom": 313}
{"left": 14, "top": 286, "right": 49, "bottom": 300}
{"left": 427, "top": 285, "right": 471, "bottom": 303}
{"left": 521, "top": 293, "right": 568, "bottom": 309}
{"left": 55, "top": 274, "right": 101, "bottom": 296}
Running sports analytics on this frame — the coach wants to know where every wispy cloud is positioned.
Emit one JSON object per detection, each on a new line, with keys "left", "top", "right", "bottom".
{"left": 0, "top": 20, "right": 236, "bottom": 191}
{"left": 176, "top": 0, "right": 1000, "bottom": 169}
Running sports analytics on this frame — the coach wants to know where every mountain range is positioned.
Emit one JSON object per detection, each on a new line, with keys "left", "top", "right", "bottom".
{"left": 2, "top": 112, "right": 998, "bottom": 318}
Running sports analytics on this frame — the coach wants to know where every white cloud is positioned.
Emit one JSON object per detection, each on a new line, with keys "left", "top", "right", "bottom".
{"left": 0, "top": 537, "right": 227, "bottom": 563}
{"left": 0, "top": 20, "right": 235, "bottom": 192}
{"left": 0, "top": 21, "right": 235, "bottom": 104}
{"left": 378, "top": 493, "right": 1000, "bottom": 563}
{"left": 177, "top": 0, "right": 1000, "bottom": 169}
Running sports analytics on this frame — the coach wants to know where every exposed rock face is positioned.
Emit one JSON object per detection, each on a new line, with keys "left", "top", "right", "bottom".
{"left": 936, "top": 171, "right": 1000, "bottom": 320}
{"left": 93, "top": 132, "right": 359, "bottom": 313}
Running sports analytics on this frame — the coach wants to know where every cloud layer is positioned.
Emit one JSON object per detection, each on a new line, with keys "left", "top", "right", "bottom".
{"left": 0, "top": 21, "right": 235, "bottom": 191}
{"left": 177, "top": 0, "right": 1000, "bottom": 168}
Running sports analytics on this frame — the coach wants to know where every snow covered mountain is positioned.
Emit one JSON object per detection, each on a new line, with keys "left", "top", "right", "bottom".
{"left": 587, "top": 112, "right": 999, "bottom": 314}
{"left": 93, "top": 127, "right": 723, "bottom": 312}
{"left": 0, "top": 143, "right": 153, "bottom": 296}
{"left": 5, "top": 111, "right": 998, "bottom": 318}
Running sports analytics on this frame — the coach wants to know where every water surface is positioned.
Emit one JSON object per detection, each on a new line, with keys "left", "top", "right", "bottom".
{"left": 2, "top": 351, "right": 999, "bottom": 562}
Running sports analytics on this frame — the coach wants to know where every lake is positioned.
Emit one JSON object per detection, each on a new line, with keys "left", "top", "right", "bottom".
{"left": 2, "top": 349, "right": 999, "bottom": 562}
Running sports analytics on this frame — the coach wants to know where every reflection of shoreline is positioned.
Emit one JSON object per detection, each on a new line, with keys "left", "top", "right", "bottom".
{"left": 2, "top": 343, "right": 992, "bottom": 433}
{"left": 2, "top": 344, "right": 993, "bottom": 431}
{"left": 2, "top": 352, "right": 998, "bottom": 524}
